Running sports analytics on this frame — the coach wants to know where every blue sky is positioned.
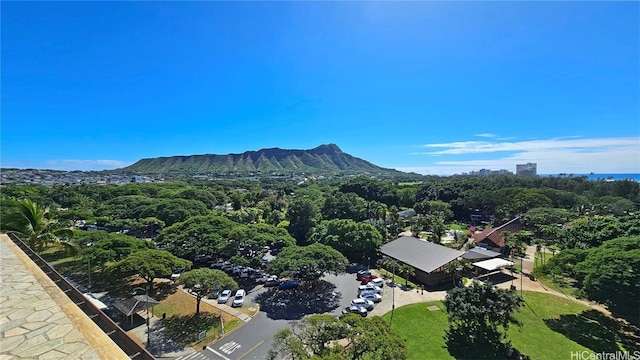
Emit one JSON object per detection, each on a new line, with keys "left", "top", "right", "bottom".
{"left": 2, "top": 1, "right": 638, "bottom": 175}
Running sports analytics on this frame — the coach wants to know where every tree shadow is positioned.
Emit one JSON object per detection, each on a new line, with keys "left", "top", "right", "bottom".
{"left": 152, "top": 281, "right": 177, "bottom": 301}
{"left": 475, "top": 272, "right": 517, "bottom": 286}
{"left": 162, "top": 312, "right": 220, "bottom": 347}
{"left": 544, "top": 309, "right": 640, "bottom": 353}
{"left": 346, "top": 263, "right": 368, "bottom": 274}
{"left": 445, "top": 327, "right": 528, "bottom": 360}
{"left": 255, "top": 280, "right": 340, "bottom": 320}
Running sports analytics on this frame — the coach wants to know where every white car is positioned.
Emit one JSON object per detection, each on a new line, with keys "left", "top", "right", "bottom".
{"left": 171, "top": 269, "right": 185, "bottom": 280}
{"left": 351, "top": 298, "right": 374, "bottom": 311}
{"left": 359, "top": 291, "right": 383, "bottom": 303}
{"left": 358, "top": 284, "right": 382, "bottom": 294}
{"left": 232, "top": 289, "right": 246, "bottom": 307}
{"left": 218, "top": 289, "right": 232, "bottom": 304}
{"left": 370, "top": 278, "right": 384, "bottom": 288}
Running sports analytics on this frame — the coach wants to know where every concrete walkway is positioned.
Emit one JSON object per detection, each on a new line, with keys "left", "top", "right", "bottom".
{"left": 0, "top": 234, "right": 128, "bottom": 359}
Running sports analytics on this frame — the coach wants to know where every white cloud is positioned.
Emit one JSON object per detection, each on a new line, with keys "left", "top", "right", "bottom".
{"left": 45, "top": 159, "right": 131, "bottom": 171}
{"left": 416, "top": 137, "right": 638, "bottom": 156}
{"left": 473, "top": 133, "right": 498, "bottom": 138}
{"left": 405, "top": 136, "right": 640, "bottom": 175}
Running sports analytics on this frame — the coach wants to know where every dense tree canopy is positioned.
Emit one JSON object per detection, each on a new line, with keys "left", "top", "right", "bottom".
{"left": 444, "top": 281, "right": 523, "bottom": 357}
{"left": 308, "top": 219, "right": 383, "bottom": 263}
{"left": 554, "top": 215, "right": 638, "bottom": 249}
{"left": 268, "top": 314, "right": 407, "bottom": 360}
{"left": 267, "top": 243, "right": 348, "bottom": 282}
{"left": 78, "top": 230, "right": 154, "bottom": 272}
{"left": 109, "top": 249, "right": 191, "bottom": 287}
{"left": 287, "top": 197, "right": 322, "bottom": 245}
{"left": 177, "top": 268, "right": 238, "bottom": 314}
{"left": 573, "top": 236, "right": 640, "bottom": 324}
{"left": 156, "top": 215, "right": 294, "bottom": 263}
{"left": 321, "top": 190, "right": 368, "bottom": 222}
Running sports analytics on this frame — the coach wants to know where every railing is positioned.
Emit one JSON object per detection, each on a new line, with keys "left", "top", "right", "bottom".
{"left": 8, "top": 233, "right": 156, "bottom": 360}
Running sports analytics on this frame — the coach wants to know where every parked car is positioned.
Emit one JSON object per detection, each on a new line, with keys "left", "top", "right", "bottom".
{"left": 351, "top": 298, "right": 374, "bottom": 311}
{"left": 240, "top": 268, "right": 255, "bottom": 278}
{"left": 208, "top": 288, "right": 221, "bottom": 299}
{"left": 264, "top": 276, "right": 280, "bottom": 287}
{"left": 341, "top": 305, "right": 368, "bottom": 317}
{"left": 359, "top": 291, "right": 382, "bottom": 303}
{"left": 211, "top": 260, "right": 227, "bottom": 269}
{"left": 370, "top": 278, "right": 384, "bottom": 288}
{"left": 360, "top": 273, "right": 378, "bottom": 284}
{"left": 358, "top": 284, "right": 382, "bottom": 294}
{"left": 218, "top": 289, "right": 232, "bottom": 303}
{"left": 171, "top": 268, "right": 185, "bottom": 280}
{"left": 232, "top": 289, "right": 246, "bottom": 307}
{"left": 221, "top": 262, "right": 233, "bottom": 271}
{"left": 356, "top": 270, "right": 372, "bottom": 280}
{"left": 279, "top": 280, "right": 300, "bottom": 290}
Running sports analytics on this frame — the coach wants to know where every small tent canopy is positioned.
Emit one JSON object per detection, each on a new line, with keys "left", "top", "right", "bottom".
{"left": 472, "top": 258, "right": 514, "bottom": 272}
{"left": 113, "top": 295, "right": 160, "bottom": 317}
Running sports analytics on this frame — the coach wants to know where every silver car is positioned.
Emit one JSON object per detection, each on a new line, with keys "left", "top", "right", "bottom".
{"left": 218, "top": 289, "right": 232, "bottom": 304}
{"left": 351, "top": 298, "right": 375, "bottom": 311}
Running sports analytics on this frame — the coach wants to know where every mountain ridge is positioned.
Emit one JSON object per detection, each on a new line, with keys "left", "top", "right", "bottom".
{"left": 117, "top": 144, "right": 416, "bottom": 178}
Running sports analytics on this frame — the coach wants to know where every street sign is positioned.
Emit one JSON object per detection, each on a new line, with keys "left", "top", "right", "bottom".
{"left": 197, "top": 330, "right": 206, "bottom": 342}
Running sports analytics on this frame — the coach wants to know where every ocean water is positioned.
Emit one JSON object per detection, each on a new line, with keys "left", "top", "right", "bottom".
{"left": 543, "top": 173, "right": 640, "bottom": 182}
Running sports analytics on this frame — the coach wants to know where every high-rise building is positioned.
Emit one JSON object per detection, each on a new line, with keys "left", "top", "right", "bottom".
{"left": 516, "top": 163, "right": 537, "bottom": 177}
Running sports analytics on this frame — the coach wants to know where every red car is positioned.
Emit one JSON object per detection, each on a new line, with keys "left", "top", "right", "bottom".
{"left": 360, "top": 273, "right": 378, "bottom": 284}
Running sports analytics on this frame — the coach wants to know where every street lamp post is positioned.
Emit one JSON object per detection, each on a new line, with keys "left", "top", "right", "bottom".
{"left": 132, "top": 285, "right": 151, "bottom": 349}
{"left": 389, "top": 264, "right": 396, "bottom": 328}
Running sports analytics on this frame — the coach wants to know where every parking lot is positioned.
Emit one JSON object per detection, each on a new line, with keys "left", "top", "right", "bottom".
{"left": 173, "top": 261, "right": 448, "bottom": 360}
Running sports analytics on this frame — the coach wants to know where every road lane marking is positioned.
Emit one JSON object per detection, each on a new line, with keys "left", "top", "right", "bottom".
{"left": 219, "top": 340, "right": 242, "bottom": 354}
{"left": 237, "top": 340, "right": 265, "bottom": 360}
{"left": 206, "top": 346, "right": 231, "bottom": 360}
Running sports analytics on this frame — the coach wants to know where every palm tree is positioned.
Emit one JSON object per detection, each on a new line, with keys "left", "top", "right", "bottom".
{"left": 429, "top": 216, "right": 446, "bottom": 244}
{"left": 398, "top": 264, "right": 415, "bottom": 286}
{"left": 445, "top": 259, "right": 471, "bottom": 287}
{"left": 2, "top": 199, "right": 75, "bottom": 253}
{"left": 382, "top": 256, "right": 399, "bottom": 279}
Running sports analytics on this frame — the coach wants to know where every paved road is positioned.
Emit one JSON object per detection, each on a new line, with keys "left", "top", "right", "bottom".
{"left": 177, "top": 271, "right": 367, "bottom": 360}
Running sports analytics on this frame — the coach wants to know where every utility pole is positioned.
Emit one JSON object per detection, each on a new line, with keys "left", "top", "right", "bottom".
{"left": 520, "top": 256, "right": 523, "bottom": 298}
{"left": 87, "top": 257, "right": 91, "bottom": 292}
{"left": 145, "top": 284, "right": 150, "bottom": 349}
{"left": 389, "top": 264, "right": 396, "bottom": 327}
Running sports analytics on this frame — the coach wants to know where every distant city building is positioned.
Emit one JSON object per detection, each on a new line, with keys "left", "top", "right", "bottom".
{"left": 516, "top": 162, "right": 537, "bottom": 177}
{"left": 464, "top": 168, "right": 512, "bottom": 177}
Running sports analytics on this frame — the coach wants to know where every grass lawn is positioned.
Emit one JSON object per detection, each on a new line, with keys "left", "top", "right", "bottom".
{"left": 446, "top": 223, "right": 467, "bottom": 231}
{"left": 383, "top": 302, "right": 453, "bottom": 360}
{"left": 382, "top": 291, "right": 630, "bottom": 360}
{"left": 150, "top": 290, "right": 242, "bottom": 347}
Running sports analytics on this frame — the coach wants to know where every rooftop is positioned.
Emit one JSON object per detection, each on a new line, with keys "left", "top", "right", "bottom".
{"left": 380, "top": 236, "right": 465, "bottom": 274}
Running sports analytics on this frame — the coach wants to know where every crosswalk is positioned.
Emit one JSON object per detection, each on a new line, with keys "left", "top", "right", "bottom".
{"left": 175, "top": 341, "right": 242, "bottom": 360}
{"left": 175, "top": 352, "right": 211, "bottom": 360}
